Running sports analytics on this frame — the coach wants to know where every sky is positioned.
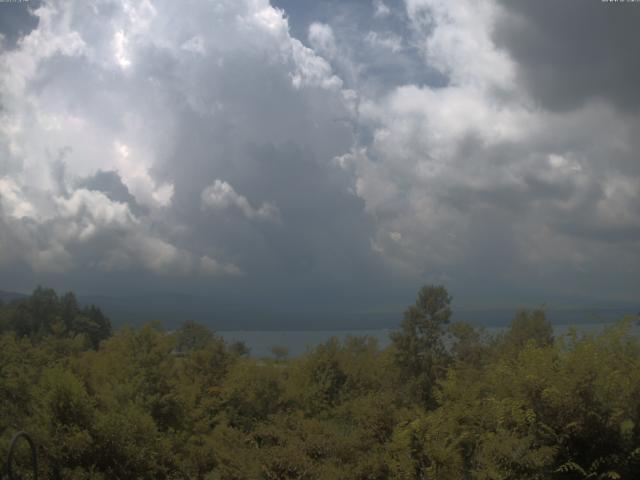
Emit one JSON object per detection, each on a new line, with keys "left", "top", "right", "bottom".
{"left": 0, "top": 0, "right": 639, "bottom": 328}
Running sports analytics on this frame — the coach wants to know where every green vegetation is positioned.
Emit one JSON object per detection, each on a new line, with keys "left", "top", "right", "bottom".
{"left": 1, "top": 286, "right": 639, "bottom": 479}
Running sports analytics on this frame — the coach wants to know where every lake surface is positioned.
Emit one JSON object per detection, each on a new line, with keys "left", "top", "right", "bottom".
{"left": 219, "top": 321, "right": 640, "bottom": 358}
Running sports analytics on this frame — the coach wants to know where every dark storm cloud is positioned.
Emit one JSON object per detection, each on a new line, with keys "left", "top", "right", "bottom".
{"left": 144, "top": 48, "right": 390, "bottom": 304}
{"left": 493, "top": 0, "right": 640, "bottom": 112}
{"left": 0, "top": 0, "right": 41, "bottom": 49}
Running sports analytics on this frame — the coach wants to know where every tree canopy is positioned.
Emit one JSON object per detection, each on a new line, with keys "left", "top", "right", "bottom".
{"left": 0, "top": 286, "right": 639, "bottom": 479}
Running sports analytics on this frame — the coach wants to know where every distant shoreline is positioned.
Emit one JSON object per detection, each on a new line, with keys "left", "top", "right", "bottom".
{"left": 219, "top": 321, "right": 640, "bottom": 358}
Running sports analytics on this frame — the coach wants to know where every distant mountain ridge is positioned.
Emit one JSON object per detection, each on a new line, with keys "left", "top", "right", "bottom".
{"left": 0, "top": 290, "right": 27, "bottom": 302}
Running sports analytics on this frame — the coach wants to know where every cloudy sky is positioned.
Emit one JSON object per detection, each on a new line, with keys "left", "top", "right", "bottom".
{"left": 0, "top": 0, "right": 639, "bottom": 327}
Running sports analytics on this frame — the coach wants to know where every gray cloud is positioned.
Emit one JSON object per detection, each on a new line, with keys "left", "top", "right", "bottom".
{"left": 201, "top": 180, "right": 280, "bottom": 223}
{"left": 0, "top": 0, "right": 405, "bottom": 322}
{"left": 78, "top": 170, "right": 145, "bottom": 217}
{"left": 0, "top": 0, "right": 638, "bottom": 326}
{"left": 493, "top": 0, "right": 640, "bottom": 112}
{"left": 337, "top": 0, "right": 640, "bottom": 305}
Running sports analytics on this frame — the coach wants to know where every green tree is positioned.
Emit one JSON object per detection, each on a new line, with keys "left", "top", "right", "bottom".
{"left": 228, "top": 340, "right": 250, "bottom": 358}
{"left": 500, "top": 308, "right": 553, "bottom": 354}
{"left": 174, "top": 320, "right": 216, "bottom": 354}
{"left": 271, "top": 345, "right": 290, "bottom": 362}
{"left": 291, "top": 338, "right": 347, "bottom": 413}
{"left": 448, "top": 321, "right": 489, "bottom": 366}
{"left": 2, "top": 288, "right": 111, "bottom": 348}
{"left": 391, "top": 285, "right": 452, "bottom": 407}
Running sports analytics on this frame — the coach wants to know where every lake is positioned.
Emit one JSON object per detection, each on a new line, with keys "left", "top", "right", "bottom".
{"left": 219, "top": 321, "right": 640, "bottom": 358}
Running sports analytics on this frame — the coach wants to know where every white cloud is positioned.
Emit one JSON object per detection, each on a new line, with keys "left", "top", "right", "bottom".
{"left": 202, "top": 180, "right": 281, "bottom": 223}
{"left": 0, "top": 0, "right": 637, "bottom": 306}
{"left": 200, "top": 255, "right": 243, "bottom": 276}
{"left": 181, "top": 35, "right": 206, "bottom": 55}
{"left": 308, "top": 22, "right": 337, "bottom": 59}
{"left": 290, "top": 39, "right": 343, "bottom": 90}
{"left": 365, "top": 31, "right": 403, "bottom": 52}
{"left": 56, "top": 189, "right": 136, "bottom": 230}
{"left": 0, "top": 0, "right": 348, "bottom": 284}
{"left": 112, "top": 30, "right": 131, "bottom": 69}
{"left": 373, "top": 0, "right": 391, "bottom": 18}
{"left": 336, "top": 0, "right": 640, "bottom": 300}
{"left": 405, "top": 0, "right": 514, "bottom": 88}
{"left": 113, "top": 142, "right": 174, "bottom": 208}
{"left": 0, "top": 185, "right": 199, "bottom": 274}
{"left": 127, "top": 235, "right": 192, "bottom": 275}
{"left": 0, "top": 178, "right": 37, "bottom": 220}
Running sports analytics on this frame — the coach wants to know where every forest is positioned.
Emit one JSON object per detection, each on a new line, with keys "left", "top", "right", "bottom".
{"left": 0, "top": 286, "right": 639, "bottom": 479}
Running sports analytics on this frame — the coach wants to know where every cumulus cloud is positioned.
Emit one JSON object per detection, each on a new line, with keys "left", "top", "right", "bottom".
{"left": 405, "top": 0, "right": 514, "bottom": 88}
{"left": 373, "top": 0, "right": 391, "bottom": 18}
{"left": 308, "top": 22, "right": 337, "bottom": 59}
{"left": 365, "top": 31, "right": 403, "bottom": 53}
{"left": 0, "top": 0, "right": 638, "bottom": 314}
{"left": 202, "top": 180, "right": 281, "bottom": 223}
{"left": 0, "top": 0, "right": 350, "bottom": 282}
{"left": 338, "top": 0, "right": 640, "bottom": 302}
{"left": 0, "top": 0, "right": 378, "bottom": 306}
{"left": 0, "top": 181, "right": 234, "bottom": 276}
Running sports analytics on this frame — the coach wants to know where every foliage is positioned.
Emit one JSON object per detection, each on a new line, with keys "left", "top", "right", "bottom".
{"left": 0, "top": 286, "right": 639, "bottom": 479}
{"left": 390, "top": 285, "right": 452, "bottom": 407}
{"left": 0, "top": 287, "right": 111, "bottom": 348}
